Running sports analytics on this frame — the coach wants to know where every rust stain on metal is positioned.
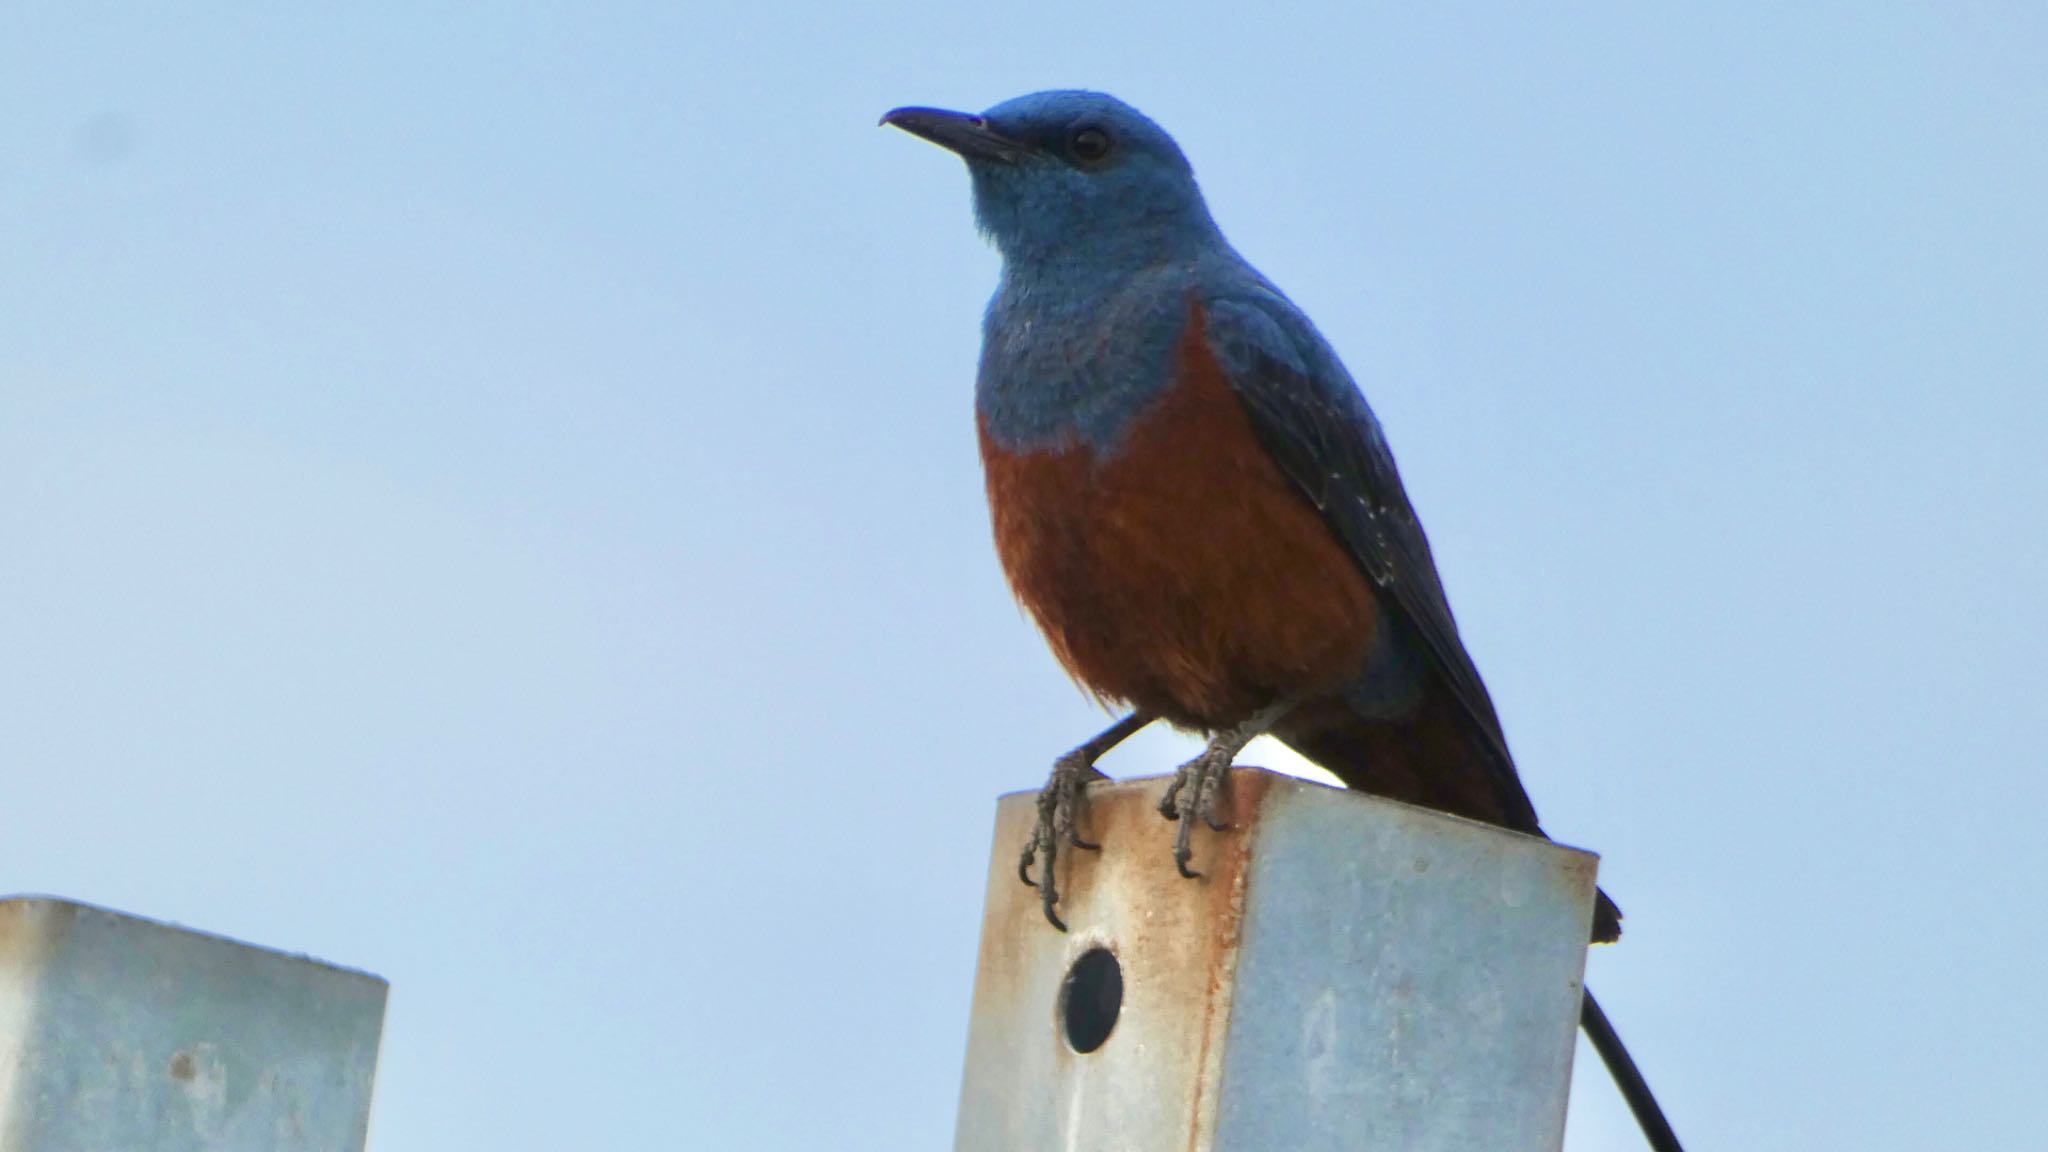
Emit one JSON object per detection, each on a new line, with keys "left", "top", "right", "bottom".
{"left": 958, "top": 769, "right": 1295, "bottom": 1151}
{"left": 1180, "top": 769, "right": 1274, "bottom": 1152}
{"left": 0, "top": 899, "right": 75, "bottom": 963}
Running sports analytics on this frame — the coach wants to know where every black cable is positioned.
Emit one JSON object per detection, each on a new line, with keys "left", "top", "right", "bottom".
{"left": 1581, "top": 988, "right": 1683, "bottom": 1152}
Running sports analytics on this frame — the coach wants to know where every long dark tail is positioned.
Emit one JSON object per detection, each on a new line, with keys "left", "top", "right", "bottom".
{"left": 1583, "top": 989, "right": 1684, "bottom": 1151}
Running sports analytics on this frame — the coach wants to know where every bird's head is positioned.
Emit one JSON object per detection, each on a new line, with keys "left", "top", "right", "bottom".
{"left": 882, "top": 90, "right": 1220, "bottom": 266}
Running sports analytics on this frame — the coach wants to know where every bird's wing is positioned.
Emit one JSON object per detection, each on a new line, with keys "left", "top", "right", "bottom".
{"left": 1201, "top": 290, "right": 1516, "bottom": 769}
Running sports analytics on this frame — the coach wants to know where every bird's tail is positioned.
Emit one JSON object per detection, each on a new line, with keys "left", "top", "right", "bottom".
{"left": 1589, "top": 888, "right": 1623, "bottom": 944}
{"left": 1275, "top": 691, "right": 1623, "bottom": 944}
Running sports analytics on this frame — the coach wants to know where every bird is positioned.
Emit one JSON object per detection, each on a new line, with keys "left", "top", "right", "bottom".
{"left": 884, "top": 92, "right": 1687, "bottom": 1150}
{"left": 881, "top": 90, "right": 1620, "bottom": 945}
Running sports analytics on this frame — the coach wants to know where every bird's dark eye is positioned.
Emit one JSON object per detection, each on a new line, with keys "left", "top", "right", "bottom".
{"left": 1067, "top": 125, "right": 1112, "bottom": 164}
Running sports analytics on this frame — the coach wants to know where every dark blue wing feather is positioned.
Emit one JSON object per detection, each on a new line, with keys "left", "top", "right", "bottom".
{"left": 1202, "top": 290, "right": 1517, "bottom": 770}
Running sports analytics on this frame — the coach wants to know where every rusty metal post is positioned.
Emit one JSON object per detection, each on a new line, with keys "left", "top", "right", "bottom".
{"left": 0, "top": 897, "right": 387, "bottom": 1151}
{"left": 954, "top": 769, "right": 1598, "bottom": 1152}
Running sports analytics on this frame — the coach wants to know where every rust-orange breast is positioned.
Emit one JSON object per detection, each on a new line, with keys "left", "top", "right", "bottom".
{"left": 979, "top": 307, "right": 1382, "bottom": 730}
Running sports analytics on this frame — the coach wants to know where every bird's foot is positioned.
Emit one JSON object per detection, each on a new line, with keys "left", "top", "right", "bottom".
{"left": 1156, "top": 703, "right": 1293, "bottom": 879}
{"left": 1157, "top": 739, "right": 1239, "bottom": 879}
{"left": 1018, "top": 750, "right": 1109, "bottom": 931}
{"left": 1018, "top": 712, "right": 1154, "bottom": 931}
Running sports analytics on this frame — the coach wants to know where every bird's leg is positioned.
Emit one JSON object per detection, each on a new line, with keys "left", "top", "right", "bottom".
{"left": 1158, "top": 701, "right": 1294, "bottom": 878}
{"left": 1020, "top": 710, "right": 1156, "bottom": 931}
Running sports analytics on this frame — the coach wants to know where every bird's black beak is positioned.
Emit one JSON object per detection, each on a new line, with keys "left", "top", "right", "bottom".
{"left": 880, "top": 106, "right": 1026, "bottom": 164}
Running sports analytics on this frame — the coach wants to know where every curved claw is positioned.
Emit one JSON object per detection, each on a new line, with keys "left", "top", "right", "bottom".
{"left": 1157, "top": 782, "right": 1184, "bottom": 821}
{"left": 1040, "top": 884, "right": 1069, "bottom": 932}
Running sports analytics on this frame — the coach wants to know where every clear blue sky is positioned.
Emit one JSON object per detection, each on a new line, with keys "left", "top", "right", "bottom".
{"left": 4, "top": 4, "right": 2043, "bottom": 1148}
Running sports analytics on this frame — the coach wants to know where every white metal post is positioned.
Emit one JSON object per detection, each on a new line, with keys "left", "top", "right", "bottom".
{"left": 0, "top": 897, "right": 386, "bottom": 1151}
{"left": 954, "top": 769, "right": 1597, "bottom": 1152}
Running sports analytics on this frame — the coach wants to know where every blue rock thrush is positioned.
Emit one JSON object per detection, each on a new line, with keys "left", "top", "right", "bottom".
{"left": 883, "top": 90, "right": 1621, "bottom": 944}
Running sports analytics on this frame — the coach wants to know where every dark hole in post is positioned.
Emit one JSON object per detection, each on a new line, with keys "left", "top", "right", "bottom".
{"left": 1060, "top": 947, "right": 1122, "bottom": 1053}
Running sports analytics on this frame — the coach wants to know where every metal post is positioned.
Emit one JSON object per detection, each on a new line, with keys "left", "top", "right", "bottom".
{"left": 0, "top": 897, "right": 387, "bottom": 1151}
{"left": 954, "top": 769, "right": 1598, "bottom": 1152}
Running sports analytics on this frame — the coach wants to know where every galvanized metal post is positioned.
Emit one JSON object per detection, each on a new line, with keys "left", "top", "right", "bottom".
{"left": 0, "top": 897, "right": 387, "bottom": 1152}
{"left": 954, "top": 769, "right": 1597, "bottom": 1152}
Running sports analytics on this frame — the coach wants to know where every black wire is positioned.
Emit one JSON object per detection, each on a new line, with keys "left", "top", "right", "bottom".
{"left": 1581, "top": 988, "right": 1683, "bottom": 1152}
